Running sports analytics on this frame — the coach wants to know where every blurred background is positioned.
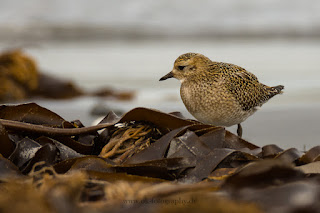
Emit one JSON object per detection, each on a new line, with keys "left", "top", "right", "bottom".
{"left": 0, "top": 0, "right": 319, "bottom": 149}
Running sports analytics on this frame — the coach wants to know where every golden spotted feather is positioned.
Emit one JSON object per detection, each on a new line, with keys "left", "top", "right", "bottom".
{"left": 207, "top": 62, "right": 283, "bottom": 111}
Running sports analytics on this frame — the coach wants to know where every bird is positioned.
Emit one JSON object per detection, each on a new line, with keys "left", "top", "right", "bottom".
{"left": 159, "top": 53, "right": 284, "bottom": 137}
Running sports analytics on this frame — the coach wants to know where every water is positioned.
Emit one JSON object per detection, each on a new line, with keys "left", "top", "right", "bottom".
{"left": 1, "top": 0, "right": 320, "bottom": 38}
{"left": 1, "top": 38, "right": 320, "bottom": 149}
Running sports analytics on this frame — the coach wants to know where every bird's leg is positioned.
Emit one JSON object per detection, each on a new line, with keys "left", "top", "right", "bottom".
{"left": 237, "top": 123, "right": 242, "bottom": 138}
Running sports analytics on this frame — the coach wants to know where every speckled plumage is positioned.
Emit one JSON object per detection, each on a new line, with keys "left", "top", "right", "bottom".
{"left": 160, "top": 53, "right": 284, "bottom": 136}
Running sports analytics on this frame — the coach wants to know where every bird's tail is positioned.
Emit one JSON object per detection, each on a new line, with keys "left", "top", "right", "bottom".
{"left": 267, "top": 85, "right": 284, "bottom": 99}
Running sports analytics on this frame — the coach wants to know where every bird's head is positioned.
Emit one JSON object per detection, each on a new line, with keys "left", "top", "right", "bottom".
{"left": 159, "top": 53, "right": 210, "bottom": 82}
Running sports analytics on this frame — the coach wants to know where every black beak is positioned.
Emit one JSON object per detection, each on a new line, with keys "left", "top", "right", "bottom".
{"left": 159, "top": 71, "right": 174, "bottom": 81}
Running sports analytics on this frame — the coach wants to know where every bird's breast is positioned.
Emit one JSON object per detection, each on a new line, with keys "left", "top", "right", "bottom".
{"left": 180, "top": 81, "right": 254, "bottom": 126}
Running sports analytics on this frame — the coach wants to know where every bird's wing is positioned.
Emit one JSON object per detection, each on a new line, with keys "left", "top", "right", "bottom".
{"left": 219, "top": 63, "right": 270, "bottom": 111}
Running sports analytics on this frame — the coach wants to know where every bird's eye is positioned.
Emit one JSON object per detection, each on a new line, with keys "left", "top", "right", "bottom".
{"left": 178, "top": 66, "right": 185, "bottom": 70}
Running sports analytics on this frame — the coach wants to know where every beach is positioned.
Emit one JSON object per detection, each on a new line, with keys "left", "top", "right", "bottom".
{"left": 1, "top": 38, "right": 318, "bottom": 149}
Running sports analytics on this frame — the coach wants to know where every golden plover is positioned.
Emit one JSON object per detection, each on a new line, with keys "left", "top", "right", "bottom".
{"left": 159, "top": 53, "right": 284, "bottom": 137}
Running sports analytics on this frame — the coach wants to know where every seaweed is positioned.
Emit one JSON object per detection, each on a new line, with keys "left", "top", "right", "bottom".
{"left": 0, "top": 50, "right": 134, "bottom": 102}
{"left": 1, "top": 103, "right": 320, "bottom": 213}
